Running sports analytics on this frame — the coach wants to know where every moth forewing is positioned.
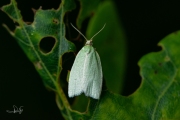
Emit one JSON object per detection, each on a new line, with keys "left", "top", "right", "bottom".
{"left": 82, "top": 46, "right": 103, "bottom": 99}
{"left": 68, "top": 48, "right": 86, "bottom": 97}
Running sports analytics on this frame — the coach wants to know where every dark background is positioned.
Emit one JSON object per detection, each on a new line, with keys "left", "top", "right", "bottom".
{"left": 1, "top": 0, "right": 180, "bottom": 119}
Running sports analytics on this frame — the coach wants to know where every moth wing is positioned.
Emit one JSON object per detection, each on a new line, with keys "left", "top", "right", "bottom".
{"left": 68, "top": 48, "right": 86, "bottom": 97}
{"left": 82, "top": 47, "right": 103, "bottom": 99}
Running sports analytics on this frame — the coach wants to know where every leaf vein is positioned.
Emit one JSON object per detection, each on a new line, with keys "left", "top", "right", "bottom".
{"left": 151, "top": 50, "right": 177, "bottom": 120}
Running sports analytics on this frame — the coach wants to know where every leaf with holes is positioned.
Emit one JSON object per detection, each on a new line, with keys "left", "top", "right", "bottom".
{"left": 1, "top": 0, "right": 77, "bottom": 119}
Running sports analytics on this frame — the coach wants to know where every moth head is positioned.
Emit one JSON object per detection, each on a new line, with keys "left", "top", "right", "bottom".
{"left": 85, "top": 40, "right": 93, "bottom": 45}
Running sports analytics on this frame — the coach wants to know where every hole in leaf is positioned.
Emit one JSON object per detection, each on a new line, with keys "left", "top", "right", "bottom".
{"left": 60, "top": 52, "right": 75, "bottom": 97}
{"left": 15, "top": 0, "right": 61, "bottom": 23}
{"left": 62, "top": 52, "right": 75, "bottom": 70}
{"left": 39, "top": 37, "right": 56, "bottom": 53}
{"left": 70, "top": 94, "right": 89, "bottom": 112}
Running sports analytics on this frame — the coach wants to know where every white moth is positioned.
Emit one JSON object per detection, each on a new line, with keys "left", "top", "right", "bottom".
{"left": 68, "top": 23, "right": 106, "bottom": 99}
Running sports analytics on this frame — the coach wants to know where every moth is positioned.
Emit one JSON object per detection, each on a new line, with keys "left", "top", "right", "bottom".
{"left": 68, "top": 23, "right": 105, "bottom": 99}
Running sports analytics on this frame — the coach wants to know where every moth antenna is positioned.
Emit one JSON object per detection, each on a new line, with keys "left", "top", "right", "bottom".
{"left": 90, "top": 23, "right": 106, "bottom": 40}
{"left": 71, "top": 23, "right": 88, "bottom": 41}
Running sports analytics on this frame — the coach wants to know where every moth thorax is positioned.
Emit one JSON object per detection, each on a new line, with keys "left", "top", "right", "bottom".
{"left": 85, "top": 40, "right": 93, "bottom": 45}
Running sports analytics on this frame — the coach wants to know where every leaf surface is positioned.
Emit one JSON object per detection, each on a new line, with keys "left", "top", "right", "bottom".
{"left": 87, "top": 31, "right": 180, "bottom": 120}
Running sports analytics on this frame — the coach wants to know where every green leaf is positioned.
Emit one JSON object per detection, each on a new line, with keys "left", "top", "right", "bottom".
{"left": 1, "top": 0, "right": 78, "bottom": 119}
{"left": 87, "top": 1, "right": 127, "bottom": 93}
{"left": 87, "top": 31, "right": 180, "bottom": 119}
